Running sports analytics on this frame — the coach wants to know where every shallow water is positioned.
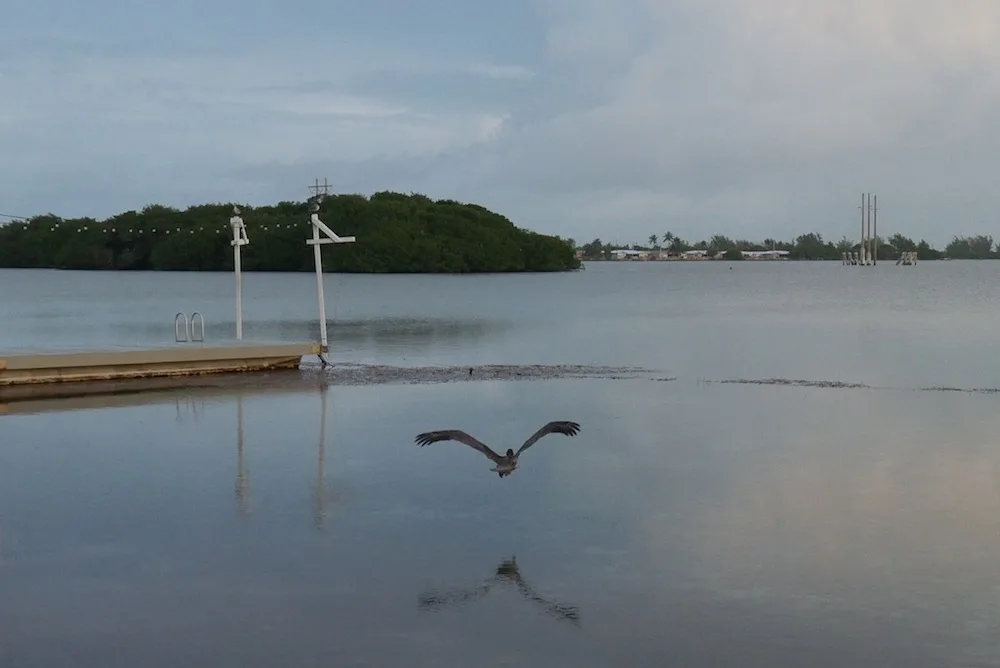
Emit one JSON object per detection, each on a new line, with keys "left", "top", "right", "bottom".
{"left": 5, "top": 260, "right": 1000, "bottom": 389}
{"left": 3, "top": 262, "right": 1000, "bottom": 665}
{"left": 3, "top": 377, "right": 1000, "bottom": 666}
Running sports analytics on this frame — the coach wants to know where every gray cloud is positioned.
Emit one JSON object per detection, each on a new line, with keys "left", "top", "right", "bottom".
{"left": 2, "top": 0, "right": 999, "bottom": 246}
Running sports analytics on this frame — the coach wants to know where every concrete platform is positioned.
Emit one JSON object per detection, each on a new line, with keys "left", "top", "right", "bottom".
{"left": 0, "top": 343, "right": 322, "bottom": 390}
{"left": 0, "top": 370, "right": 327, "bottom": 413}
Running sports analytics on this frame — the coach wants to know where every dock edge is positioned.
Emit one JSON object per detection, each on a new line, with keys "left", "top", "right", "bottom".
{"left": 0, "top": 343, "right": 322, "bottom": 386}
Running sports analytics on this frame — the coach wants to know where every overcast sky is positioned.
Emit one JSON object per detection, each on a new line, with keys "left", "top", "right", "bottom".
{"left": 2, "top": 0, "right": 998, "bottom": 246}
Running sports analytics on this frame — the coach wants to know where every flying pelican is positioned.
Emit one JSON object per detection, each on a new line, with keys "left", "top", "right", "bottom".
{"left": 414, "top": 420, "right": 581, "bottom": 477}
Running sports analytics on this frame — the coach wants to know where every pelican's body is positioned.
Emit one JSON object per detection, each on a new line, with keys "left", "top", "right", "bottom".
{"left": 490, "top": 454, "right": 519, "bottom": 478}
{"left": 414, "top": 420, "right": 581, "bottom": 478}
{"left": 491, "top": 463, "right": 516, "bottom": 477}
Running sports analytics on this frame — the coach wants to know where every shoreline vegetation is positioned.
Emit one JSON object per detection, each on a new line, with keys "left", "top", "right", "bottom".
{"left": 576, "top": 233, "right": 995, "bottom": 261}
{"left": 2, "top": 192, "right": 994, "bottom": 271}
{"left": 0, "top": 192, "right": 580, "bottom": 273}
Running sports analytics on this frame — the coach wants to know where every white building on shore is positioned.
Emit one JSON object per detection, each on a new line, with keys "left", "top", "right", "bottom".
{"left": 741, "top": 249, "right": 789, "bottom": 260}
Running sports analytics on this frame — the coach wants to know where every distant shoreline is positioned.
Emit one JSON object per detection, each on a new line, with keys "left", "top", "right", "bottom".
{"left": 578, "top": 257, "right": 947, "bottom": 262}
{"left": 576, "top": 233, "right": 998, "bottom": 261}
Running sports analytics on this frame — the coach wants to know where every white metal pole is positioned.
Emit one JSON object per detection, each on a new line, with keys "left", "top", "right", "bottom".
{"left": 230, "top": 207, "right": 247, "bottom": 341}
{"left": 312, "top": 219, "right": 328, "bottom": 349}
{"left": 305, "top": 191, "right": 355, "bottom": 355}
{"left": 234, "top": 237, "right": 243, "bottom": 340}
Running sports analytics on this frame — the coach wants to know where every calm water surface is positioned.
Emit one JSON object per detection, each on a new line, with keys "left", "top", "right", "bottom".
{"left": 3, "top": 261, "right": 1000, "bottom": 388}
{"left": 3, "top": 263, "right": 1000, "bottom": 666}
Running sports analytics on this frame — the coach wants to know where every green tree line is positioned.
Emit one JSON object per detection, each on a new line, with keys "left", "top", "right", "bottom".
{"left": 579, "top": 232, "right": 999, "bottom": 260}
{"left": 0, "top": 192, "right": 580, "bottom": 273}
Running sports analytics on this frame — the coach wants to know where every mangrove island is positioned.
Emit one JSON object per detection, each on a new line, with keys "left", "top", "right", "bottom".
{"left": 0, "top": 192, "right": 581, "bottom": 273}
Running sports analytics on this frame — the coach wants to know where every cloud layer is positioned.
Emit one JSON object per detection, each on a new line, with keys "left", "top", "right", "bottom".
{"left": 2, "top": 0, "right": 999, "bottom": 245}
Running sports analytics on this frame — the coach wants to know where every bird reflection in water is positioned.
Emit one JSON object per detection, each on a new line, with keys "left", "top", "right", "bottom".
{"left": 418, "top": 555, "right": 580, "bottom": 626}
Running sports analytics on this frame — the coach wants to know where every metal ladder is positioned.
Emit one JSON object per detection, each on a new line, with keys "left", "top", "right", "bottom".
{"left": 174, "top": 311, "right": 205, "bottom": 343}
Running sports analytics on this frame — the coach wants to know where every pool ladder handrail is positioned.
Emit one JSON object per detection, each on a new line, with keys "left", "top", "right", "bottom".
{"left": 174, "top": 311, "right": 205, "bottom": 343}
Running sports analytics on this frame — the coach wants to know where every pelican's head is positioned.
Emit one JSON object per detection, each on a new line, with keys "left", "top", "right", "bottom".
{"left": 506, "top": 448, "right": 514, "bottom": 458}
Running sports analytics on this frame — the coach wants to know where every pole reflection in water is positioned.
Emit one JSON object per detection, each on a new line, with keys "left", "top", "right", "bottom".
{"left": 313, "top": 383, "right": 350, "bottom": 531}
{"left": 418, "top": 555, "right": 580, "bottom": 626}
{"left": 175, "top": 395, "right": 204, "bottom": 424}
{"left": 314, "top": 383, "right": 328, "bottom": 531}
{"left": 230, "top": 381, "right": 345, "bottom": 525}
{"left": 235, "top": 394, "right": 250, "bottom": 515}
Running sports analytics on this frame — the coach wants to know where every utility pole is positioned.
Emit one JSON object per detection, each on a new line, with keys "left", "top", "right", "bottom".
{"left": 866, "top": 193, "right": 872, "bottom": 265}
{"left": 859, "top": 193, "right": 866, "bottom": 265}
{"left": 849, "top": 192, "right": 880, "bottom": 267}
{"left": 305, "top": 178, "right": 356, "bottom": 357}
{"left": 872, "top": 194, "right": 878, "bottom": 265}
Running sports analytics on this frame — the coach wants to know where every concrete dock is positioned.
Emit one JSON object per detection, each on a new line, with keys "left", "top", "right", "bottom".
{"left": 0, "top": 370, "right": 327, "bottom": 413}
{"left": 0, "top": 343, "right": 322, "bottom": 393}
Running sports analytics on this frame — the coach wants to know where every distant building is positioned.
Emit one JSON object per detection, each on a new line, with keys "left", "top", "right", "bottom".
{"left": 740, "top": 250, "right": 790, "bottom": 260}
{"left": 609, "top": 249, "right": 649, "bottom": 260}
{"left": 681, "top": 250, "right": 709, "bottom": 259}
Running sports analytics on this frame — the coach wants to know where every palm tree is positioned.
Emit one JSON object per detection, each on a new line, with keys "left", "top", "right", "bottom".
{"left": 662, "top": 231, "right": 675, "bottom": 255}
{"left": 648, "top": 234, "right": 658, "bottom": 249}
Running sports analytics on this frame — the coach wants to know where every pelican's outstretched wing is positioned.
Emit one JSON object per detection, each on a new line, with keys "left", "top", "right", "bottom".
{"left": 515, "top": 421, "right": 581, "bottom": 456}
{"left": 415, "top": 429, "right": 503, "bottom": 463}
